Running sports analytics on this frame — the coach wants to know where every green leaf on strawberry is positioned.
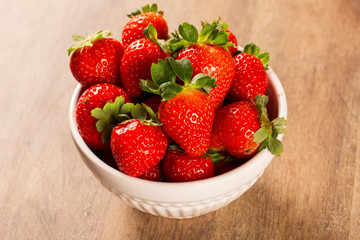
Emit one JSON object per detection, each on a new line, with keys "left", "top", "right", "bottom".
{"left": 243, "top": 42, "right": 270, "bottom": 70}
{"left": 140, "top": 57, "right": 217, "bottom": 100}
{"left": 127, "top": 3, "right": 163, "bottom": 18}
{"left": 252, "top": 95, "right": 287, "bottom": 156}
{"left": 168, "top": 20, "right": 233, "bottom": 54}
{"left": 91, "top": 96, "right": 162, "bottom": 143}
{"left": 67, "top": 30, "right": 112, "bottom": 56}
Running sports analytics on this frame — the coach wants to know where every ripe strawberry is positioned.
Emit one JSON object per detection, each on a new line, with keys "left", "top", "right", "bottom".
{"left": 227, "top": 43, "right": 269, "bottom": 102}
{"left": 162, "top": 149, "right": 214, "bottom": 182}
{"left": 139, "top": 164, "right": 164, "bottom": 181}
{"left": 75, "top": 83, "right": 131, "bottom": 150}
{"left": 68, "top": 30, "right": 124, "bottom": 89}
{"left": 170, "top": 21, "right": 235, "bottom": 109}
{"left": 110, "top": 103, "right": 168, "bottom": 177}
{"left": 140, "top": 57, "right": 216, "bottom": 156}
{"left": 226, "top": 30, "right": 238, "bottom": 56}
{"left": 210, "top": 95, "right": 287, "bottom": 157}
{"left": 213, "top": 153, "right": 245, "bottom": 176}
{"left": 120, "top": 24, "right": 168, "bottom": 99}
{"left": 121, "top": 3, "right": 168, "bottom": 48}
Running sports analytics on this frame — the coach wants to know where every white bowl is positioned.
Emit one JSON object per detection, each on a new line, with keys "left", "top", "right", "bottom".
{"left": 69, "top": 66, "right": 287, "bottom": 219}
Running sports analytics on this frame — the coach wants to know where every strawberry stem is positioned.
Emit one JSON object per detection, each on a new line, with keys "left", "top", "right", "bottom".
{"left": 252, "top": 95, "right": 287, "bottom": 156}
{"left": 67, "top": 30, "right": 112, "bottom": 56}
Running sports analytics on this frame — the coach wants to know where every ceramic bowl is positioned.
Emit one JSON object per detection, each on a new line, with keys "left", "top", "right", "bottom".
{"left": 69, "top": 65, "right": 287, "bottom": 219}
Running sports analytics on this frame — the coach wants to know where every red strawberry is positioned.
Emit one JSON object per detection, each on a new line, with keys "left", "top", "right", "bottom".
{"left": 121, "top": 4, "right": 168, "bottom": 48}
{"left": 227, "top": 43, "right": 269, "bottom": 102}
{"left": 120, "top": 24, "right": 168, "bottom": 99}
{"left": 68, "top": 30, "right": 124, "bottom": 89}
{"left": 162, "top": 149, "right": 214, "bottom": 182}
{"left": 226, "top": 30, "right": 238, "bottom": 56}
{"left": 139, "top": 164, "right": 164, "bottom": 181}
{"left": 170, "top": 22, "right": 235, "bottom": 110}
{"left": 213, "top": 153, "right": 245, "bottom": 176}
{"left": 75, "top": 83, "right": 130, "bottom": 150}
{"left": 140, "top": 58, "right": 216, "bottom": 156}
{"left": 111, "top": 118, "right": 168, "bottom": 177}
{"left": 210, "top": 95, "right": 287, "bottom": 157}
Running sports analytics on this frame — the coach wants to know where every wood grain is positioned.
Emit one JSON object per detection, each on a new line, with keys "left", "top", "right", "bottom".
{"left": 0, "top": 0, "right": 359, "bottom": 239}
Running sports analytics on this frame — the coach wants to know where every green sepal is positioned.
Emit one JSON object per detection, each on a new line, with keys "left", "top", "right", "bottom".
{"left": 205, "top": 150, "right": 225, "bottom": 164}
{"left": 131, "top": 103, "right": 147, "bottom": 121}
{"left": 167, "top": 57, "right": 193, "bottom": 84}
{"left": 143, "top": 23, "right": 158, "bottom": 42}
{"left": 91, "top": 96, "right": 128, "bottom": 143}
{"left": 120, "top": 102, "right": 135, "bottom": 114}
{"left": 142, "top": 103, "right": 158, "bottom": 122}
{"left": 140, "top": 79, "right": 160, "bottom": 95}
{"left": 115, "top": 114, "right": 131, "bottom": 123}
{"left": 127, "top": 3, "right": 163, "bottom": 18}
{"left": 159, "top": 82, "right": 184, "bottom": 100}
{"left": 189, "top": 73, "right": 217, "bottom": 94}
{"left": 151, "top": 59, "right": 176, "bottom": 86}
{"left": 199, "top": 22, "right": 217, "bottom": 43}
{"left": 243, "top": 42, "right": 260, "bottom": 57}
{"left": 252, "top": 94, "right": 287, "bottom": 156}
{"left": 243, "top": 42, "right": 270, "bottom": 70}
{"left": 67, "top": 30, "right": 112, "bottom": 56}
{"left": 139, "top": 57, "right": 217, "bottom": 100}
{"left": 178, "top": 22, "right": 198, "bottom": 43}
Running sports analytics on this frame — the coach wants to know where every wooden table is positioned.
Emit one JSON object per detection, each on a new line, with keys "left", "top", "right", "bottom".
{"left": 1, "top": 0, "right": 359, "bottom": 239}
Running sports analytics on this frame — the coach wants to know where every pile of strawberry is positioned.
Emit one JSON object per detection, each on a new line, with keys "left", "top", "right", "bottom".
{"left": 68, "top": 4, "right": 287, "bottom": 182}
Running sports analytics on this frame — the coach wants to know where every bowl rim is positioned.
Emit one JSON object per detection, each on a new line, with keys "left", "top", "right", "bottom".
{"left": 69, "top": 65, "right": 287, "bottom": 192}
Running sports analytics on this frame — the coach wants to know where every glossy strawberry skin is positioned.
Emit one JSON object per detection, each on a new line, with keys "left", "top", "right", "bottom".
{"left": 227, "top": 53, "right": 268, "bottom": 102}
{"left": 226, "top": 30, "right": 238, "bottom": 56}
{"left": 176, "top": 44, "right": 235, "bottom": 110}
{"left": 110, "top": 119, "right": 168, "bottom": 177}
{"left": 210, "top": 101, "right": 261, "bottom": 158}
{"left": 158, "top": 89, "right": 214, "bottom": 156}
{"left": 139, "top": 164, "right": 164, "bottom": 181}
{"left": 75, "top": 83, "right": 131, "bottom": 150}
{"left": 70, "top": 38, "right": 124, "bottom": 89}
{"left": 121, "top": 12, "right": 168, "bottom": 48}
{"left": 120, "top": 39, "right": 168, "bottom": 99}
{"left": 162, "top": 150, "right": 214, "bottom": 182}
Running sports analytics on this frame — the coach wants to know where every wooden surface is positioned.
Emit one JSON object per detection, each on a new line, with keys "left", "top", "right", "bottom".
{"left": 1, "top": 0, "right": 359, "bottom": 239}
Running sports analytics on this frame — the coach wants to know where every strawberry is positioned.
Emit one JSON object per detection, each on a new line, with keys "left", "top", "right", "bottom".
{"left": 120, "top": 24, "right": 168, "bottom": 99}
{"left": 212, "top": 153, "right": 245, "bottom": 176}
{"left": 139, "top": 164, "right": 164, "bottom": 181}
{"left": 140, "top": 57, "right": 216, "bottom": 156}
{"left": 226, "top": 30, "right": 238, "bottom": 56}
{"left": 227, "top": 43, "right": 269, "bottom": 102}
{"left": 162, "top": 149, "right": 214, "bottom": 182}
{"left": 68, "top": 30, "right": 124, "bottom": 89}
{"left": 121, "top": 3, "right": 168, "bottom": 48}
{"left": 143, "top": 95, "right": 162, "bottom": 113}
{"left": 210, "top": 95, "right": 287, "bottom": 158}
{"left": 169, "top": 21, "right": 235, "bottom": 110}
{"left": 109, "top": 104, "right": 168, "bottom": 177}
{"left": 75, "top": 83, "right": 131, "bottom": 150}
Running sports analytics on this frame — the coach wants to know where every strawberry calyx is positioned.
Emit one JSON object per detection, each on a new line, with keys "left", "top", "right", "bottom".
{"left": 169, "top": 145, "right": 225, "bottom": 163}
{"left": 143, "top": 23, "right": 168, "bottom": 53}
{"left": 168, "top": 21, "right": 233, "bottom": 54}
{"left": 127, "top": 3, "right": 164, "bottom": 18}
{"left": 67, "top": 30, "right": 112, "bottom": 56}
{"left": 252, "top": 95, "right": 287, "bottom": 156}
{"left": 91, "top": 96, "right": 161, "bottom": 143}
{"left": 242, "top": 42, "right": 270, "bottom": 70}
{"left": 140, "top": 57, "right": 217, "bottom": 100}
